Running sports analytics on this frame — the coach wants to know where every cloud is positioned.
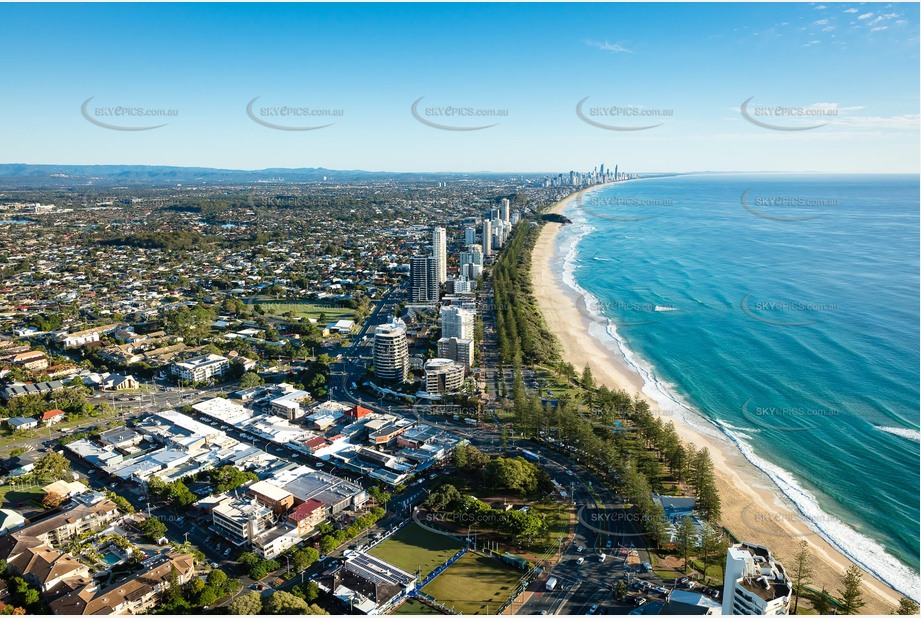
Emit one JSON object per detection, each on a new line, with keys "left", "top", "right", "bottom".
{"left": 857, "top": 12, "right": 874, "bottom": 19}
{"left": 870, "top": 26, "right": 888, "bottom": 31}
{"left": 815, "top": 4, "right": 828, "bottom": 8}
{"left": 834, "top": 113, "right": 919, "bottom": 129}
{"left": 585, "top": 39, "right": 634, "bottom": 53}
{"left": 843, "top": 7, "right": 859, "bottom": 13}
{"left": 804, "top": 40, "right": 822, "bottom": 46}
{"left": 813, "top": 19, "right": 829, "bottom": 25}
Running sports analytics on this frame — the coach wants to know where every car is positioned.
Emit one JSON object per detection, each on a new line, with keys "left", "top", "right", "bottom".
{"left": 598, "top": 553, "right": 607, "bottom": 563}
{"left": 635, "top": 598, "right": 647, "bottom": 606}
{"left": 605, "top": 539, "right": 612, "bottom": 548}
{"left": 223, "top": 549, "right": 231, "bottom": 557}
{"left": 576, "top": 546, "right": 584, "bottom": 553}
{"left": 576, "top": 557, "right": 585, "bottom": 566}
{"left": 587, "top": 605, "right": 598, "bottom": 614}
{"left": 210, "top": 562, "right": 219, "bottom": 569}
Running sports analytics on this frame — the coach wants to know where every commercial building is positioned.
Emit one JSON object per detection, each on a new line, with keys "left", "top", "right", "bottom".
{"left": 721, "top": 542, "right": 792, "bottom": 615}
{"left": 373, "top": 319, "right": 408, "bottom": 382}
{"left": 281, "top": 468, "right": 367, "bottom": 517}
{"left": 249, "top": 480, "right": 295, "bottom": 515}
{"left": 464, "top": 226, "right": 476, "bottom": 246}
{"left": 288, "top": 498, "right": 326, "bottom": 536}
{"left": 211, "top": 497, "right": 275, "bottom": 545}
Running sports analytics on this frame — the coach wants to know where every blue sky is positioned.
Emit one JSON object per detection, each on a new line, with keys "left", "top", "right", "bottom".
{"left": 1, "top": 2, "right": 918, "bottom": 173}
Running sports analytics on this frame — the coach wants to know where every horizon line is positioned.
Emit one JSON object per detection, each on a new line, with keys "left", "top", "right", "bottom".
{"left": 0, "top": 163, "right": 918, "bottom": 177}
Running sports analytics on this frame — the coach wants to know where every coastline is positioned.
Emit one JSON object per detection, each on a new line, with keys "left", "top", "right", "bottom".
{"left": 529, "top": 185, "right": 904, "bottom": 613}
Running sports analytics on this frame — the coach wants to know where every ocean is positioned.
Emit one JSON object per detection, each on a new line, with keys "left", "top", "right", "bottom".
{"left": 558, "top": 173, "right": 920, "bottom": 598}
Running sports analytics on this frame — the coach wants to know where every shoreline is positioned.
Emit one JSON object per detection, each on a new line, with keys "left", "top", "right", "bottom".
{"left": 529, "top": 185, "right": 905, "bottom": 613}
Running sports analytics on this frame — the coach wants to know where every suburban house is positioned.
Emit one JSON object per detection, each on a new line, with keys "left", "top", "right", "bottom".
{"left": 6, "top": 416, "right": 38, "bottom": 431}
{"left": 39, "top": 409, "right": 66, "bottom": 426}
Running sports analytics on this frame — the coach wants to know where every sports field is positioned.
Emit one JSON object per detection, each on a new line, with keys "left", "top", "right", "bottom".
{"left": 421, "top": 553, "right": 523, "bottom": 615}
{"left": 368, "top": 523, "right": 461, "bottom": 578}
{"left": 251, "top": 299, "right": 355, "bottom": 323}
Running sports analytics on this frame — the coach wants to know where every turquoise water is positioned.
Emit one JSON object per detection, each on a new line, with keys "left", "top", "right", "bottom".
{"left": 102, "top": 552, "right": 121, "bottom": 566}
{"left": 559, "top": 174, "right": 919, "bottom": 598}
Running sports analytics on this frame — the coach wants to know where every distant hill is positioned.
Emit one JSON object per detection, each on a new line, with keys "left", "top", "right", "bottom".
{"left": 0, "top": 164, "right": 526, "bottom": 187}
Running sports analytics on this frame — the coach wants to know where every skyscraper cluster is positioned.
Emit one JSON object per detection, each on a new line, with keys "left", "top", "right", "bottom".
{"left": 543, "top": 163, "right": 633, "bottom": 187}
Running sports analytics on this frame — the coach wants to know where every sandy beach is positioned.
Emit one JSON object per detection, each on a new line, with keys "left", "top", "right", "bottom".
{"left": 530, "top": 186, "right": 903, "bottom": 613}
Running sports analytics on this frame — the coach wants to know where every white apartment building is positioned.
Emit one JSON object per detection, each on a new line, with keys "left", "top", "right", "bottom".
{"left": 171, "top": 353, "right": 229, "bottom": 383}
{"left": 440, "top": 305, "right": 474, "bottom": 340}
{"left": 721, "top": 542, "right": 792, "bottom": 615}
{"left": 482, "top": 219, "right": 492, "bottom": 256}
{"left": 373, "top": 319, "right": 408, "bottom": 382}
{"left": 432, "top": 226, "right": 447, "bottom": 284}
{"left": 424, "top": 358, "right": 465, "bottom": 396}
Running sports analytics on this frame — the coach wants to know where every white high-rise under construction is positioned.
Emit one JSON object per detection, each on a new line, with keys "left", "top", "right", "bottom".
{"left": 432, "top": 226, "right": 447, "bottom": 284}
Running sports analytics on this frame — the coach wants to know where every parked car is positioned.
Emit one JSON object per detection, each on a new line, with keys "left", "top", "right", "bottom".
{"left": 576, "top": 546, "right": 584, "bottom": 553}
{"left": 576, "top": 557, "right": 585, "bottom": 566}
{"left": 587, "top": 604, "right": 598, "bottom": 614}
